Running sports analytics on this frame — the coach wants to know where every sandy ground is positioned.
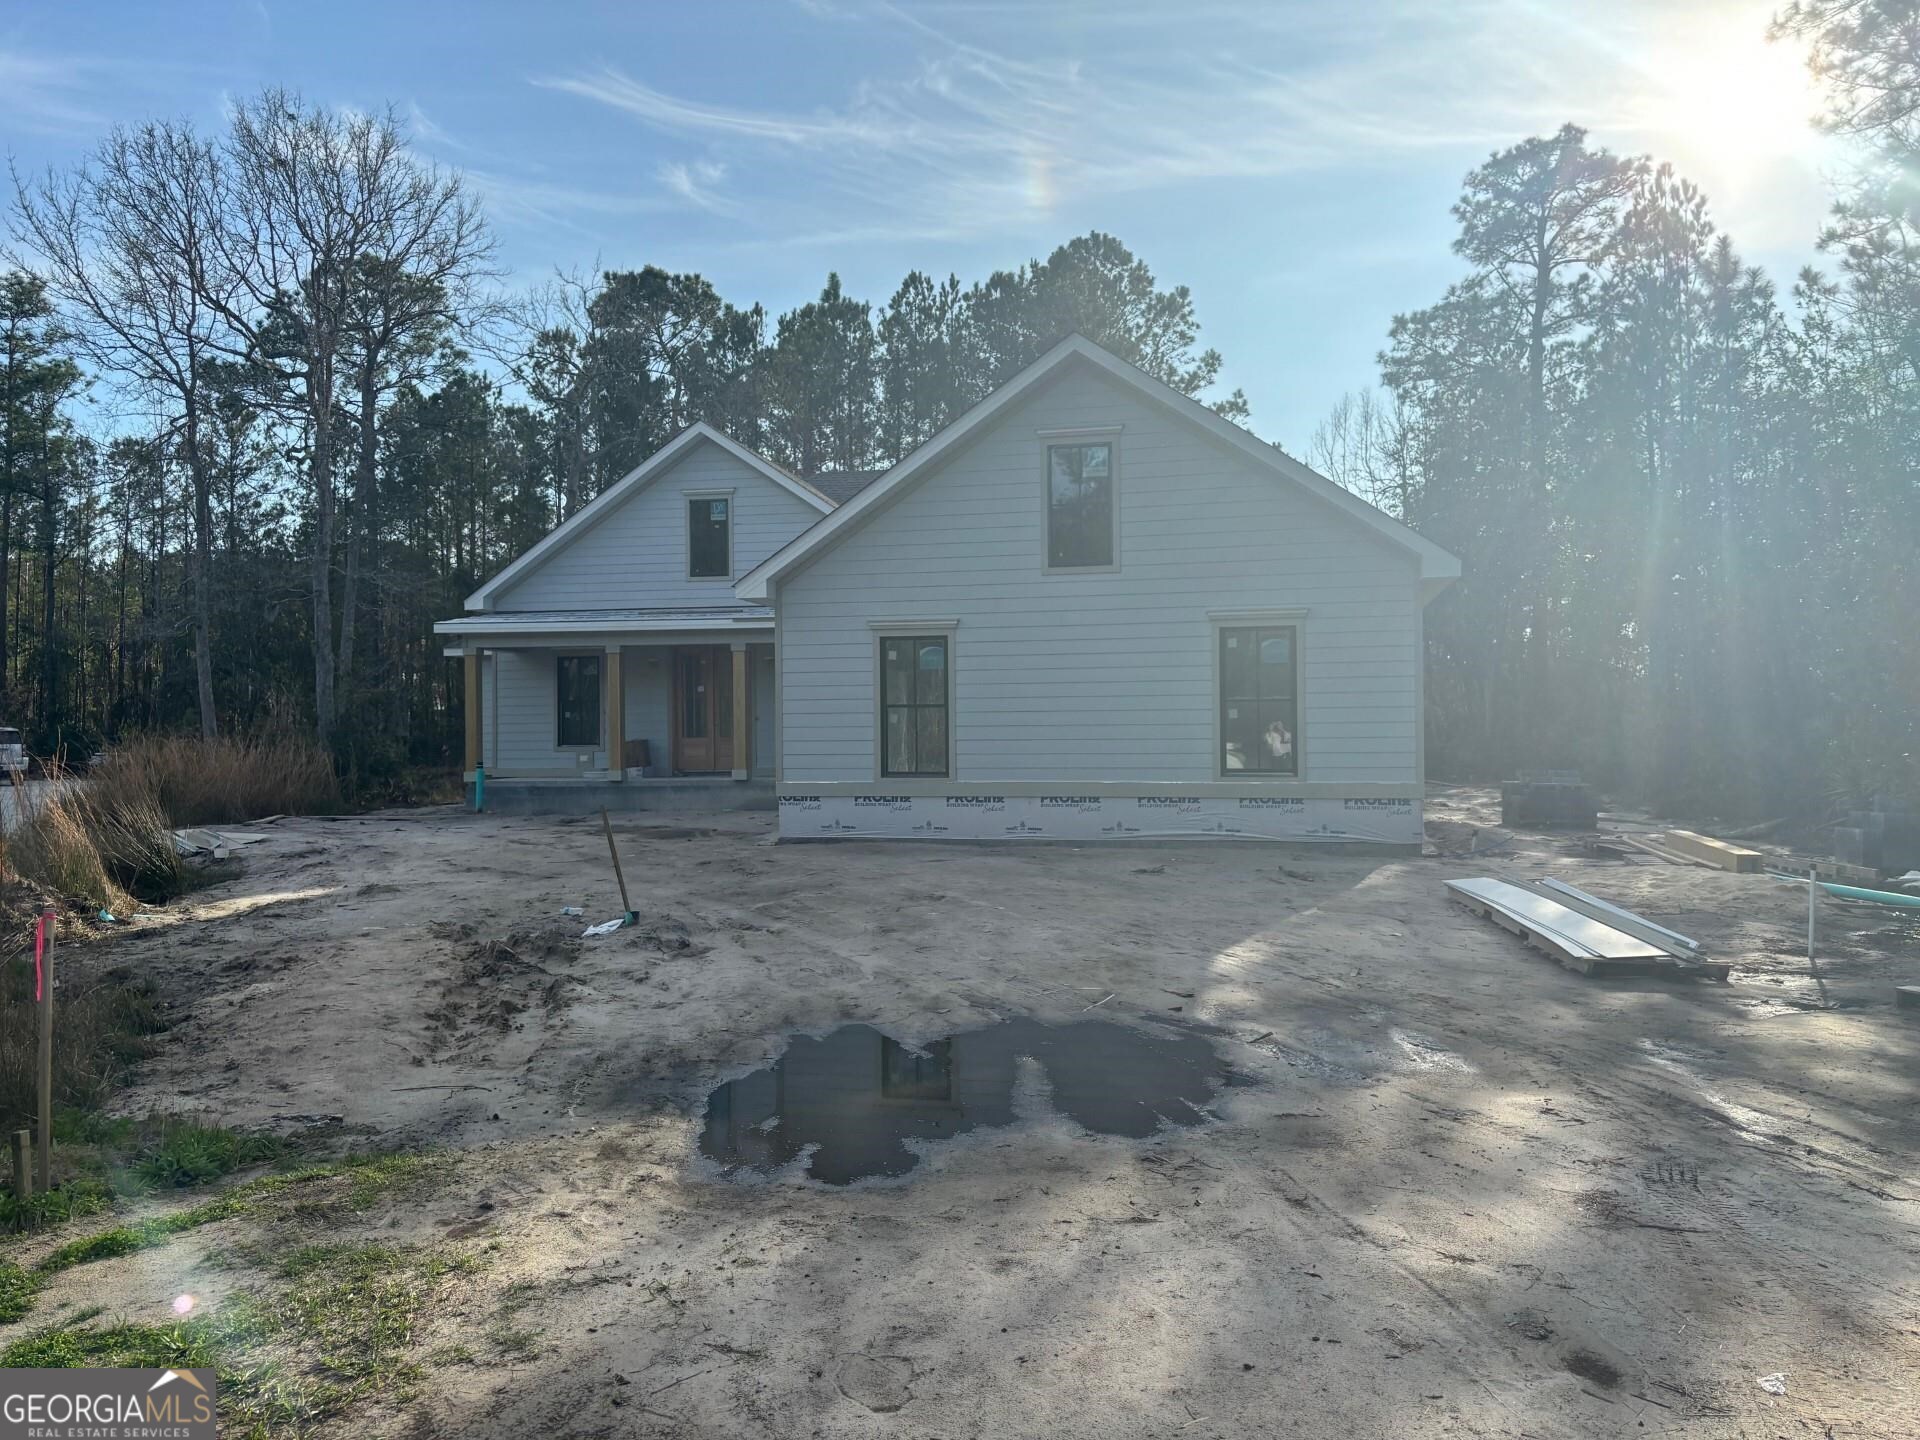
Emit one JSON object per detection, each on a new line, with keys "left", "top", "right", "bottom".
{"left": 19, "top": 785, "right": 1920, "bottom": 1438}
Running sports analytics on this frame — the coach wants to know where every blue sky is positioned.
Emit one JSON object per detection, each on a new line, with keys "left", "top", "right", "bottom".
{"left": 2, "top": 0, "right": 1844, "bottom": 448}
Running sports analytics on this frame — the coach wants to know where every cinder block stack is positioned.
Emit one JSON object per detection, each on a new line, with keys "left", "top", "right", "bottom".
{"left": 1499, "top": 771, "right": 1599, "bottom": 829}
{"left": 1833, "top": 795, "right": 1920, "bottom": 874}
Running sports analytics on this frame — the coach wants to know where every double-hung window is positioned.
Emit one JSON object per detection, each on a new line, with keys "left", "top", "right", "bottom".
{"left": 688, "top": 496, "right": 731, "bottom": 578}
{"left": 1219, "top": 626, "right": 1297, "bottom": 775}
{"left": 557, "top": 653, "right": 602, "bottom": 748}
{"left": 880, "top": 634, "right": 950, "bottom": 777}
{"left": 1046, "top": 441, "right": 1115, "bottom": 569}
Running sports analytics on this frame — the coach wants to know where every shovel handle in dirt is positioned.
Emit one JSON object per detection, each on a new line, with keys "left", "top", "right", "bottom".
{"left": 601, "top": 809, "right": 636, "bottom": 925}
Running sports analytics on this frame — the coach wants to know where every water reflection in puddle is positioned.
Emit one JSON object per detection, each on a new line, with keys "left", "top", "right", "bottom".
{"left": 698, "top": 1018, "right": 1241, "bottom": 1185}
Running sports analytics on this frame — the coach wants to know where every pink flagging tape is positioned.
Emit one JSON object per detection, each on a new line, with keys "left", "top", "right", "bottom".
{"left": 33, "top": 908, "right": 52, "bottom": 1002}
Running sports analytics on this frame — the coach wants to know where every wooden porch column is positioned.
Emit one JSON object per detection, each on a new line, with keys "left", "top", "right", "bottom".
{"left": 730, "top": 641, "right": 749, "bottom": 780}
{"left": 462, "top": 652, "right": 482, "bottom": 774}
{"left": 605, "top": 647, "right": 625, "bottom": 778}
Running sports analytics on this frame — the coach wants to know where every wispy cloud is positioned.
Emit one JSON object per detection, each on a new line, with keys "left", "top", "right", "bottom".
{"left": 658, "top": 158, "right": 736, "bottom": 214}
{"left": 534, "top": 2, "right": 1604, "bottom": 247}
{"left": 530, "top": 0, "right": 1825, "bottom": 254}
{"left": 0, "top": 49, "right": 113, "bottom": 137}
{"left": 537, "top": 69, "right": 902, "bottom": 149}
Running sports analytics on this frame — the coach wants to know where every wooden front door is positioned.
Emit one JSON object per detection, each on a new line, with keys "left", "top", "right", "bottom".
{"left": 672, "top": 646, "right": 734, "bottom": 773}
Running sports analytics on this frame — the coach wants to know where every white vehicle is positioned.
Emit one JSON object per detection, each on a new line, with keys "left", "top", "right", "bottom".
{"left": 0, "top": 728, "right": 25, "bottom": 779}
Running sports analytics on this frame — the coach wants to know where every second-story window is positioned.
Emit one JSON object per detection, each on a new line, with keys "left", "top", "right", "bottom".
{"left": 689, "top": 496, "right": 731, "bottom": 577}
{"left": 1046, "top": 442, "right": 1114, "bottom": 569}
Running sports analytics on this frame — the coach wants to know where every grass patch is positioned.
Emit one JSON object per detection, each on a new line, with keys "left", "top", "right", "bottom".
{"left": 0, "top": 1149, "right": 448, "bottom": 1333}
{"left": 275, "top": 1242, "right": 476, "bottom": 1380}
{"left": 0, "top": 970, "right": 166, "bottom": 1144}
{"left": 91, "top": 732, "right": 341, "bottom": 828}
{"left": 125, "top": 1120, "right": 285, "bottom": 1191}
{"left": 4, "top": 777, "right": 186, "bottom": 911}
{"left": 0, "top": 1177, "right": 112, "bottom": 1232}
{"left": 1, "top": 1241, "right": 475, "bottom": 1437}
{"left": 0, "top": 1115, "right": 287, "bottom": 1235}
{"left": 0, "top": 728, "right": 340, "bottom": 915}
{"left": 0, "top": 1259, "right": 41, "bottom": 1323}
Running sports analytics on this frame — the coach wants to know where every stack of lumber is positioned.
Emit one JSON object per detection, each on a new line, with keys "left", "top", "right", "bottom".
{"left": 1618, "top": 829, "right": 1763, "bottom": 871}
{"left": 1445, "top": 876, "right": 1730, "bottom": 982}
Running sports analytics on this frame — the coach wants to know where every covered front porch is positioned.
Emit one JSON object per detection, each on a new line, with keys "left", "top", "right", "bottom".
{"left": 435, "top": 608, "right": 776, "bottom": 811}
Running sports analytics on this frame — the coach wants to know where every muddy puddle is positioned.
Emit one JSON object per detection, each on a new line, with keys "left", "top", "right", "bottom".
{"left": 698, "top": 1017, "right": 1244, "bottom": 1185}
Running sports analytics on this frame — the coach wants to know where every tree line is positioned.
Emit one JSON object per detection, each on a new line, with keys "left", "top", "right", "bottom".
{"left": 3, "top": 0, "right": 1914, "bottom": 817}
{"left": 1310, "top": 1, "right": 1919, "bottom": 816}
{"left": 1, "top": 89, "right": 1239, "bottom": 784}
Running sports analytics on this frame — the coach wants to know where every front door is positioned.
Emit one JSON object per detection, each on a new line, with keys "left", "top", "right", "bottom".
{"left": 672, "top": 646, "right": 734, "bottom": 773}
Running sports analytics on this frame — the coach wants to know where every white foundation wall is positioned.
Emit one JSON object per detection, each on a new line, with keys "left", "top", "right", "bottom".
{"left": 778, "top": 793, "right": 1422, "bottom": 844}
{"left": 493, "top": 441, "right": 821, "bottom": 611}
{"left": 775, "top": 361, "right": 1425, "bottom": 811}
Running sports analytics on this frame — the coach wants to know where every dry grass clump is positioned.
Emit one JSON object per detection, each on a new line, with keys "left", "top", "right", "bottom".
{"left": 89, "top": 732, "right": 341, "bottom": 827}
{"left": 0, "top": 731, "right": 337, "bottom": 914}
{"left": 2, "top": 780, "right": 185, "bottom": 913}
{"left": 0, "top": 918, "right": 163, "bottom": 1141}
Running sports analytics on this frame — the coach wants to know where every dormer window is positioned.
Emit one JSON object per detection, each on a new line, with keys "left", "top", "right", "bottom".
{"left": 1046, "top": 440, "right": 1116, "bottom": 570}
{"left": 688, "top": 495, "right": 732, "bottom": 578}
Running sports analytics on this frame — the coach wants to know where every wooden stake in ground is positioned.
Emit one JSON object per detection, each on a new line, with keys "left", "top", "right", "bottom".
{"left": 35, "top": 907, "right": 54, "bottom": 1193}
{"left": 10, "top": 1129, "right": 30, "bottom": 1201}
{"left": 601, "top": 809, "right": 636, "bottom": 925}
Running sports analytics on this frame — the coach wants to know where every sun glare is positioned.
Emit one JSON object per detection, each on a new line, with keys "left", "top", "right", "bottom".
{"left": 1637, "top": 14, "right": 1823, "bottom": 184}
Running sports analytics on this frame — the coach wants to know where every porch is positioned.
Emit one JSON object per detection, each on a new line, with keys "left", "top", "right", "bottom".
{"left": 434, "top": 608, "right": 777, "bottom": 809}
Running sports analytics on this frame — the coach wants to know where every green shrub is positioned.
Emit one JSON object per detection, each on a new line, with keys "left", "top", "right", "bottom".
{"left": 0, "top": 1178, "right": 111, "bottom": 1232}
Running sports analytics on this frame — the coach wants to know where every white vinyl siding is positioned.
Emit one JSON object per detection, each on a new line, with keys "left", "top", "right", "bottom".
{"left": 493, "top": 442, "right": 818, "bottom": 611}
{"left": 487, "top": 648, "right": 610, "bottom": 773}
{"left": 777, "top": 364, "right": 1421, "bottom": 786}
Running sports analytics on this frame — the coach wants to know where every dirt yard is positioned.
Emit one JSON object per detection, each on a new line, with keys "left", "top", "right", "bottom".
{"left": 9, "top": 786, "right": 1918, "bottom": 1438}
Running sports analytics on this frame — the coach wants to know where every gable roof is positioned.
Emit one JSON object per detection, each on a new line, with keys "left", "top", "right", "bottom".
{"left": 465, "top": 422, "right": 833, "bottom": 612}
{"left": 735, "top": 335, "right": 1460, "bottom": 602}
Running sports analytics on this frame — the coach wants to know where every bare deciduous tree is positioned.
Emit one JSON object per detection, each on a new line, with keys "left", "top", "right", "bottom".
{"left": 12, "top": 122, "right": 240, "bottom": 737}
{"left": 218, "top": 90, "right": 489, "bottom": 743}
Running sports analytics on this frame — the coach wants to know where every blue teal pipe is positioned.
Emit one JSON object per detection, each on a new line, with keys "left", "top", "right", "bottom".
{"left": 1818, "top": 879, "right": 1920, "bottom": 909}
{"left": 474, "top": 763, "right": 485, "bottom": 813}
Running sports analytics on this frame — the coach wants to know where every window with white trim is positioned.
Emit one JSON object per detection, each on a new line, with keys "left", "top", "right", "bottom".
{"left": 1046, "top": 442, "right": 1114, "bottom": 569}
{"left": 880, "top": 634, "right": 950, "bottom": 777}
{"left": 557, "top": 653, "right": 602, "bottom": 748}
{"left": 688, "top": 496, "right": 731, "bottom": 577}
{"left": 1219, "top": 626, "right": 1297, "bottom": 775}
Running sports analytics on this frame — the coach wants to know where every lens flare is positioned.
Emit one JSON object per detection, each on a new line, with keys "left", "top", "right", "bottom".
{"left": 172, "top": 1294, "right": 195, "bottom": 1315}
